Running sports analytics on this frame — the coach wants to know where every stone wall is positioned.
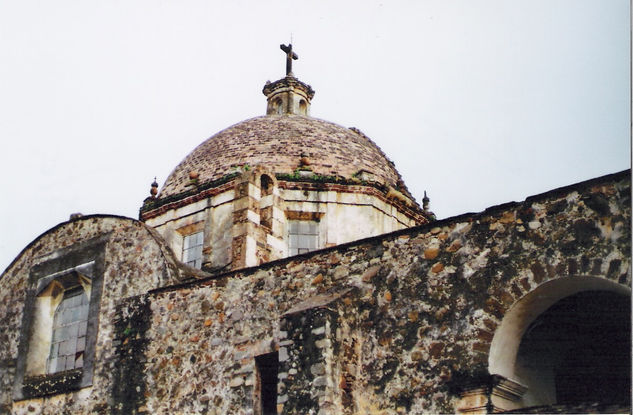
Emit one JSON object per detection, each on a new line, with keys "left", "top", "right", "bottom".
{"left": 0, "top": 216, "right": 183, "bottom": 414}
{"left": 1, "top": 171, "right": 629, "bottom": 414}
{"left": 131, "top": 171, "right": 630, "bottom": 414}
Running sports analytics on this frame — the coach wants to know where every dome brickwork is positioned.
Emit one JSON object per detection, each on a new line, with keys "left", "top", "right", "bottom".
{"left": 157, "top": 115, "right": 414, "bottom": 202}
{"left": 141, "top": 65, "right": 429, "bottom": 272}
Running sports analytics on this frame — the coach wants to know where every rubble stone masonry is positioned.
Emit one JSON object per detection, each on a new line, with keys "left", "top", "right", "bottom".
{"left": 1, "top": 170, "right": 630, "bottom": 414}
{"left": 135, "top": 171, "right": 630, "bottom": 414}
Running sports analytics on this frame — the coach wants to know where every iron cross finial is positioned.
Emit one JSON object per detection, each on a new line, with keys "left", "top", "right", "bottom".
{"left": 280, "top": 44, "right": 298, "bottom": 76}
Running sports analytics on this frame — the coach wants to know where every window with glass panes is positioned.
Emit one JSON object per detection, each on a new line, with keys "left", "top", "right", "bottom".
{"left": 288, "top": 221, "right": 319, "bottom": 255}
{"left": 15, "top": 248, "right": 104, "bottom": 400}
{"left": 47, "top": 287, "right": 89, "bottom": 374}
{"left": 183, "top": 231, "right": 204, "bottom": 269}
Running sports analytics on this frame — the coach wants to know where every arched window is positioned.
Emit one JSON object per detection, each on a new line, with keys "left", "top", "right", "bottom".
{"left": 299, "top": 99, "right": 307, "bottom": 115}
{"left": 274, "top": 98, "right": 283, "bottom": 115}
{"left": 260, "top": 174, "right": 274, "bottom": 197}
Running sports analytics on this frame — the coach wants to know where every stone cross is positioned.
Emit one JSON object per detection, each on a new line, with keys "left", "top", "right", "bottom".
{"left": 280, "top": 44, "right": 298, "bottom": 76}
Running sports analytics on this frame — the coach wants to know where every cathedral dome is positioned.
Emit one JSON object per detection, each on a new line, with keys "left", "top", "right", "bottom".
{"left": 157, "top": 114, "right": 414, "bottom": 201}
{"left": 141, "top": 46, "right": 429, "bottom": 272}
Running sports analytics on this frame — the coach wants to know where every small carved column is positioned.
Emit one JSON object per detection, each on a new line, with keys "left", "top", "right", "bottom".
{"left": 456, "top": 374, "right": 527, "bottom": 414}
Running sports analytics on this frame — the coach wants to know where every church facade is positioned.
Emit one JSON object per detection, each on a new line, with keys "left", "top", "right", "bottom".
{"left": 0, "top": 46, "right": 630, "bottom": 414}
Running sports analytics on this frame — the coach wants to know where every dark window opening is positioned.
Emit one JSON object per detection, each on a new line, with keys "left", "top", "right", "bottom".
{"left": 255, "top": 352, "right": 279, "bottom": 415}
{"left": 261, "top": 175, "right": 274, "bottom": 197}
{"left": 274, "top": 98, "right": 283, "bottom": 115}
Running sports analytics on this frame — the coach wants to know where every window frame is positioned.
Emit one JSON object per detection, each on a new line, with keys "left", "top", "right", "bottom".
{"left": 182, "top": 231, "right": 204, "bottom": 269}
{"left": 47, "top": 285, "right": 90, "bottom": 374}
{"left": 13, "top": 235, "right": 107, "bottom": 400}
{"left": 175, "top": 222, "right": 206, "bottom": 270}
{"left": 288, "top": 220, "right": 320, "bottom": 256}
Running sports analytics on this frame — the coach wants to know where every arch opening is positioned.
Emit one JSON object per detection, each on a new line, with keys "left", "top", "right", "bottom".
{"left": 260, "top": 174, "right": 274, "bottom": 197}
{"left": 489, "top": 277, "right": 631, "bottom": 409}
{"left": 259, "top": 174, "right": 274, "bottom": 230}
{"left": 274, "top": 98, "right": 283, "bottom": 115}
{"left": 517, "top": 290, "right": 630, "bottom": 406}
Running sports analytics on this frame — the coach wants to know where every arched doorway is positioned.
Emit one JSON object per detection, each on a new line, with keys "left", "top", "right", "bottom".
{"left": 489, "top": 277, "right": 631, "bottom": 409}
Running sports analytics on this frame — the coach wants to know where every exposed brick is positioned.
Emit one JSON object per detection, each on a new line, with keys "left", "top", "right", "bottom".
{"left": 428, "top": 342, "right": 444, "bottom": 359}
{"left": 484, "top": 298, "right": 505, "bottom": 320}
{"left": 495, "top": 289, "right": 515, "bottom": 307}
{"left": 155, "top": 116, "right": 415, "bottom": 201}
{"left": 530, "top": 263, "right": 546, "bottom": 283}
{"left": 476, "top": 329, "right": 494, "bottom": 342}
{"left": 472, "top": 342, "right": 490, "bottom": 354}
{"left": 607, "top": 259, "right": 622, "bottom": 279}
{"left": 361, "top": 265, "right": 381, "bottom": 282}
{"left": 431, "top": 263, "right": 444, "bottom": 273}
{"left": 510, "top": 283, "right": 523, "bottom": 301}
{"left": 424, "top": 248, "right": 439, "bottom": 260}
{"left": 482, "top": 318, "right": 497, "bottom": 332}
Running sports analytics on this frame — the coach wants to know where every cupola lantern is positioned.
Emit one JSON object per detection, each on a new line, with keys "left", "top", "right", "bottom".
{"left": 262, "top": 44, "right": 315, "bottom": 116}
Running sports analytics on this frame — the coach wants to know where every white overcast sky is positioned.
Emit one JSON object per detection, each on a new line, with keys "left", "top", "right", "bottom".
{"left": 0, "top": 0, "right": 630, "bottom": 273}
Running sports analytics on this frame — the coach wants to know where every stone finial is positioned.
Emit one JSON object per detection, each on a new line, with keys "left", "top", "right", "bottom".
{"left": 422, "top": 191, "right": 436, "bottom": 221}
{"left": 299, "top": 153, "right": 311, "bottom": 167}
{"left": 150, "top": 177, "right": 159, "bottom": 198}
